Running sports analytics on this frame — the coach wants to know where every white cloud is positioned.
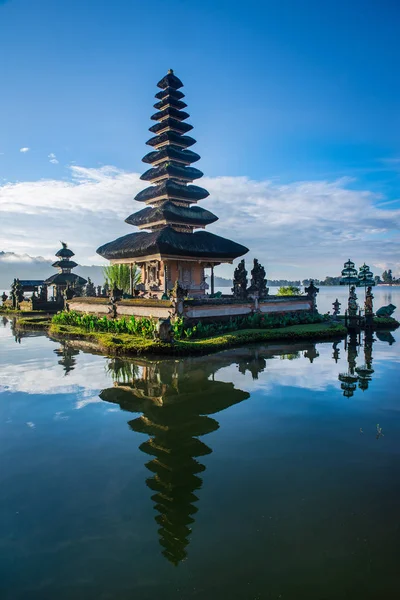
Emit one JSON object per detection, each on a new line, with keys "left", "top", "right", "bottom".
{"left": 48, "top": 152, "right": 59, "bottom": 164}
{"left": 0, "top": 164, "right": 399, "bottom": 277}
{"left": 19, "top": 147, "right": 30, "bottom": 153}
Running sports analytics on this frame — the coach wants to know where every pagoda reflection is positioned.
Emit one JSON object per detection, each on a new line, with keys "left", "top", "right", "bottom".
{"left": 338, "top": 331, "right": 377, "bottom": 397}
{"left": 54, "top": 342, "right": 80, "bottom": 375}
{"left": 100, "top": 357, "right": 251, "bottom": 565}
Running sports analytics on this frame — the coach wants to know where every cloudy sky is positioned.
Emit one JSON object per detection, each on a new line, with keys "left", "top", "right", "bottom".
{"left": 0, "top": 0, "right": 399, "bottom": 279}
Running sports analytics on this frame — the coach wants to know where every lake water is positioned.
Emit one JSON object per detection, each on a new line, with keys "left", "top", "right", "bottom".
{"left": 0, "top": 312, "right": 399, "bottom": 599}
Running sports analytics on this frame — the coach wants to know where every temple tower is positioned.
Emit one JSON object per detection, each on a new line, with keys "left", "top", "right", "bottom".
{"left": 97, "top": 70, "right": 248, "bottom": 297}
{"left": 45, "top": 242, "right": 87, "bottom": 298}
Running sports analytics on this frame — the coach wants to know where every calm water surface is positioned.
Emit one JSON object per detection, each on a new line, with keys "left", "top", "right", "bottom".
{"left": 0, "top": 316, "right": 399, "bottom": 599}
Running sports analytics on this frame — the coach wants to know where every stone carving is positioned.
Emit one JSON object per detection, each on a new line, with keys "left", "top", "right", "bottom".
{"left": 1, "top": 291, "right": 8, "bottom": 305}
{"left": 376, "top": 304, "right": 396, "bottom": 318}
{"left": 85, "top": 277, "right": 96, "bottom": 297}
{"left": 157, "top": 318, "right": 173, "bottom": 343}
{"left": 364, "top": 286, "right": 374, "bottom": 316}
{"left": 64, "top": 284, "right": 75, "bottom": 301}
{"left": 232, "top": 259, "right": 248, "bottom": 299}
{"left": 39, "top": 283, "right": 48, "bottom": 302}
{"left": 348, "top": 285, "right": 358, "bottom": 317}
{"left": 332, "top": 298, "right": 341, "bottom": 316}
{"left": 248, "top": 259, "right": 268, "bottom": 298}
{"left": 305, "top": 280, "right": 319, "bottom": 312}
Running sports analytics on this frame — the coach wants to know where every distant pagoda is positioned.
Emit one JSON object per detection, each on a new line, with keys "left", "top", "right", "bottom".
{"left": 45, "top": 242, "right": 87, "bottom": 297}
{"left": 97, "top": 69, "right": 248, "bottom": 297}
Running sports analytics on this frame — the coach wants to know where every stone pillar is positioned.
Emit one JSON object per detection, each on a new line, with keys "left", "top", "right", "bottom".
{"left": 211, "top": 265, "right": 215, "bottom": 296}
{"left": 129, "top": 263, "right": 134, "bottom": 296}
{"left": 164, "top": 262, "right": 168, "bottom": 295}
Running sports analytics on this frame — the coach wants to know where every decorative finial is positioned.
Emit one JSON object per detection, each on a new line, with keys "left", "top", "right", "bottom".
{"left": 168, "top": 68, "right": 174, "bottom": 74}
{"left": 61, "top": 241, "right": 67, "bottom": 249}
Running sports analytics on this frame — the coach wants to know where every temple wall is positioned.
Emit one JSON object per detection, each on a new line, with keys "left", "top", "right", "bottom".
{"left": 117, "top": 304, "right": 171, "bottom": 319}
{"left": 184, "top": 297, "right": 313, "bottom": 320}
{"left": 68, "top": 295, "right": 313, "bottom": 322}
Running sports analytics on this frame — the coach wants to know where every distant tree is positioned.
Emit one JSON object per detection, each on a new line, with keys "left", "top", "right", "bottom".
{"left": 382, "top": 269, "right": 393, "bottom": 284}
{"left": 277, "top": 285, "right": 301, "bottom": 296}
{"left": 103, "top": 264, "right": 141, "bottom": 294}
{"left": 374, "top": 275, "right": 381, "bottom": 285}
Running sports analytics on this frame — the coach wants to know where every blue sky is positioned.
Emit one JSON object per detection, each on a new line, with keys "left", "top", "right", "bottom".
{"left": 0, "top": 0, "right": 399, "bottom": 278}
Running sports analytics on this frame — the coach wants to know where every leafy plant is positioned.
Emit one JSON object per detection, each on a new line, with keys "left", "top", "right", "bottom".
{"left": 102, "top": 264, "right": 141, "bottom": 294}
{"left": 277, "top": 286, "right": 302, "bottom": 296}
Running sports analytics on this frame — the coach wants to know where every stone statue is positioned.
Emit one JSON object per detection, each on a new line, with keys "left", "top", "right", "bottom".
{"left": 39, "top": 283, "right": 48, "bottom": 302}
{"left": 348, "top": 285, "right": 358, "bottom": 317}
{"left": 96, "top": 285, "right": 102, "bottom": 297}
{"left": 157, "top": 318, "right": 173, "bottom": 343}
{"left": 376, "top": 304, "right": 396, "bottom": 318}
{"left": 305, "top": 280, "right": 319, "bottom": 313}
{"left": 232, "top": 259, "right": 248, "bottom": 300}
{"left": 247, "top": 259, "right": 268, "bottom": 298}
{"left": 1, "top": 291, "right": 8, "bottom": 305}
{"left": 85, "top": 277, "right": 96, "bottom": 297}
{"left": 364, "top": 286, "right": 374, "bottom": 316}
{"left": 332, "top": 298, "right": 341, "bottom": 316}
{"left": 64, "top": 284, "right": 75, "bottom": 301}
{"left": 170, "top": 280, "right": 187, "bottom": 300}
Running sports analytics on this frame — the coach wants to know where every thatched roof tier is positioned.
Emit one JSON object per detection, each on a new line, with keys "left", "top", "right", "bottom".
{"left": 149, "top": 119, "right": 193, "bottom": 135}
{"left": 154, "top": 98, "right": 187, "bottom": 111}
{"left": 134, "top": 180, "right": 209, "bottom": 203}
{"left": 146, "top": 132, "right": 196, "bottom": 149}
{"left": 155, "top": 87, "right": 185, "bottom": 101}
{"left": 96, "top": 227, "right": 249, "bottom": 261}
{"left": 157, "top": 70, "right": 183, "bottom": 90}
{"left": 151, "top": 107, "right": 189, "bottom": 123}
{"left": 125, "top": 202, "right": 218, "bottom": 228}
{"left": 142, "top": 147, "right": 200, "bottom": 166}
{"left": 45, "top": 272, "right": 87, "bottom": 286}
{"left": 55, "top": 245, "right": 74, "bottom": 258}
{"left": 140, "top": 164, "right": 203, "bottom": 183}
{"left": 51, "top": 259, "right": 78, "bottom": 269}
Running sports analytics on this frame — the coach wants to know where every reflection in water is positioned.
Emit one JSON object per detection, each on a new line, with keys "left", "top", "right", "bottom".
{"left": 100, "top": 358, "right": 251, "bottom": 565}
{"left": 338, "top": 330, "right": 381, "bottom": 396}
{"left": 53, "top": 342, "right": 80, "bottom": 375}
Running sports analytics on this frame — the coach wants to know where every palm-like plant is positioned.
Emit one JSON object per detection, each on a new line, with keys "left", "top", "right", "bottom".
{"left": 102, "top": 264, "right": 141, "bottom": 294}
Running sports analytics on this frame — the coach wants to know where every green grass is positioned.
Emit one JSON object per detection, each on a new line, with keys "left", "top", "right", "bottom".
{"left": 15, "top": 316, "right": 52, "bottom": 329}
{"left": 49, "top": 322, "right": 347, "bottom": 357}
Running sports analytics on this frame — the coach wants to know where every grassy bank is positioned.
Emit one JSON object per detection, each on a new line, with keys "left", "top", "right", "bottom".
{"left": 14, "top": 316, "right": 53, "bottom": 329}
{"left": 48, "top": 322, "right": 347, "bottom": 357}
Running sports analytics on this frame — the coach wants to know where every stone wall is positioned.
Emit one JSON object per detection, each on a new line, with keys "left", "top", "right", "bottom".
{"left": 68, "top": 295, "right": 313, "bottom": 322}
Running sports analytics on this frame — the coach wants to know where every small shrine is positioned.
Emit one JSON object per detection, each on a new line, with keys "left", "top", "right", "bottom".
{"left": 45, "top": 242, "right": 87, "bottom": 299}
{"left": 97, "top": 70, "right": 248, "bottom": 297}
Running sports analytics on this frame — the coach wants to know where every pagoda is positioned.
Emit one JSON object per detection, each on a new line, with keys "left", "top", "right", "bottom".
{"left": 45, "top": 242, "right": 87, "bottom": 298}
{"left": 97, "top": 70, "right": 248, "bottom": 297}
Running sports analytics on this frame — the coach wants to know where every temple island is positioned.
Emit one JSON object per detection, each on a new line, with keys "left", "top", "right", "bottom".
{"left": 4, "top": 72, "right": 397, "bottom": 351}
{"left": 96, "top": 69, "right": 248, "bottom": 298}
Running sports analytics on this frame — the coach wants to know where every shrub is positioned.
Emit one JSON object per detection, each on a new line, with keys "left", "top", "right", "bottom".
{"left": 52, "top": 310, "right": 157, "bottom": 338}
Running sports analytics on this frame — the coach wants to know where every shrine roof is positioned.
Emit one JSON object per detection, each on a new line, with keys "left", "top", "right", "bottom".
{"left": 97, "top": 227, "right": 248, "bottom": 261}
{"left": 146, "top": 132, "right": 196, "bottom": 148}
{"left": 149, "top": 119, "right": 193, "bottom": 135}
{"left": 142, "top": 147, "right": 200, "bottom": 165}
{"left": 44, "top": 273, "right": 87, "bottom": 286}
{"left": 155, "top": 87, "right": 185, "bottom": 100}
{"left": 134, "top": 180, "right": 209, "bottom": 203}
{"left": 125, "top": 202, "right": 218, "bottom": 227}
{"left": 52, "top": 260, "right": 78, "bottom": 269}
{"left": 157, "top": 70, "right": 184, "bottom": 90}
{"left": 55, "top": 246, "right": 75, "bottom": 258}
{"left": 140, "top": 164, "right": 203, "bottom": 183}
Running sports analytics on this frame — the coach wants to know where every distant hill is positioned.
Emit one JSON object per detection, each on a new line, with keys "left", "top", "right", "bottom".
{"left": 0, "top": 251, "right": 104, "bottom": 290}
